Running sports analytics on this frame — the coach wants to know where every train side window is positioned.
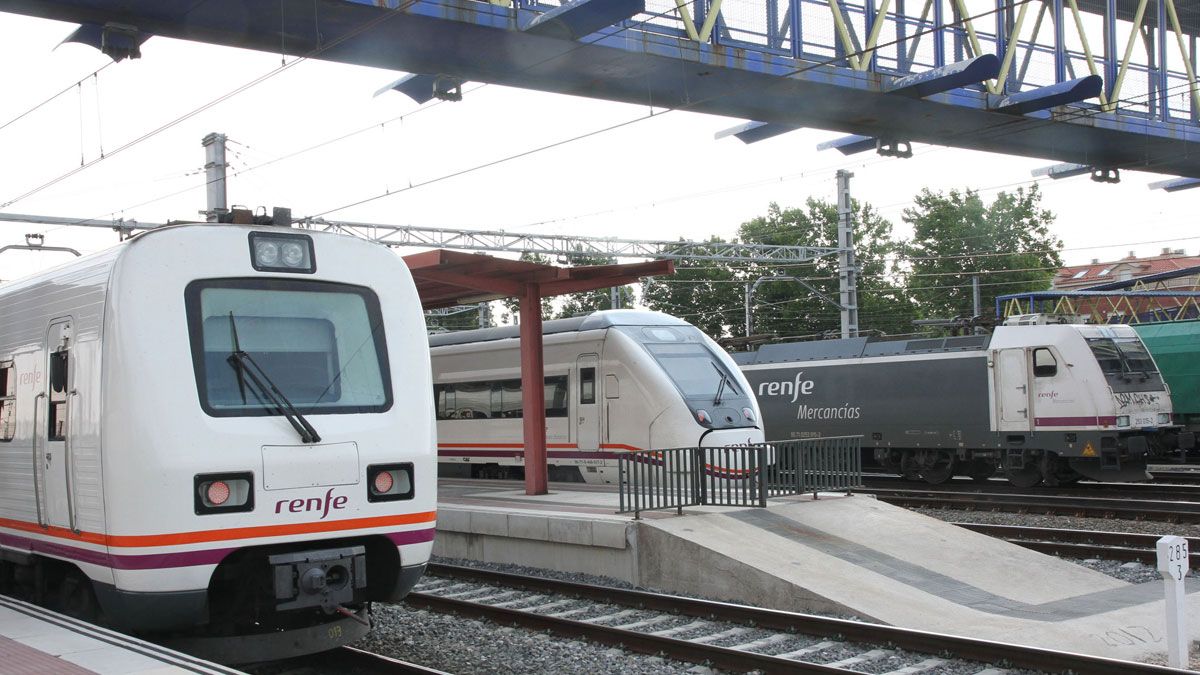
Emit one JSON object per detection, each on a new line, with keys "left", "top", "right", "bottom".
{"left": 580, "top": 367, "right": 596, "bottom": 405}
{"left": 1033, "top": 348, "right": 1058, "bottom": 378}
{"left": 0, "top": 361, "right": 13, "bottom": 442}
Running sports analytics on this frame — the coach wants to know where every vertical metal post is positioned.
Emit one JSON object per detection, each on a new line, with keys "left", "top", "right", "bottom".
{"left": 790, "top": 0, "right": 803, "bottom": 59}
{"left": 837, "top": 170, "right": 859, "bottom": 338}
{"left": 758, "top": 445, "right": 768, "bottom": 507}
{"left": 1157, "top": 0, "right": 1169, "bottom": 120}
{"left": 973, "top": 275, "right": 983, "bottom": 334}
{"left": 519, "top": 283, "right": 548, "bottom": 495}
{"left": 1053, "top": 0, "right": 1066, "bottom": 83}
{"left": 201, "top": 132, "right": 228, "bottom": 222}
{"left": 933, "top": 0, "right": 945, "bottom": 67}
{"left": 744, "top": 282, "right": 752, "bottom": 337}
{"left": 478, "top": 302, "right": 491, "bottom": 328}
{"left": 1104, "top": 0, "right": 1119, "bottom": 100}
{"left": 609, "top": 286, "right": 620, "bottom": 310}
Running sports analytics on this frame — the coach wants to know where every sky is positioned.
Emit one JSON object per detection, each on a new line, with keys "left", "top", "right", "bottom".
{"left": 1, "top": 10, "right": 1199, "bottom": 285}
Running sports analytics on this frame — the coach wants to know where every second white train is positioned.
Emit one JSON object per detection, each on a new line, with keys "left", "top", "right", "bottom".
{"left": 431, "top": 311, "right": 764, "bottom": 484}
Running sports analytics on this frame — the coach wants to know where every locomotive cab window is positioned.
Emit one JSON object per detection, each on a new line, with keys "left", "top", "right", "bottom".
{"left": 185, "top": 278, "right": 392, "bottom": 417}
{"left": 0, "top": 361, "right": 13, "bottom": 442}
{"left": 1032, "top": 348, "right": 1057, "bottom": 378}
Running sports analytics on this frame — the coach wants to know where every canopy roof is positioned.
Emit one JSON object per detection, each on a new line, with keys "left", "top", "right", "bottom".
{"left": 403, "top": 249, "right": 674, "bottom": 309}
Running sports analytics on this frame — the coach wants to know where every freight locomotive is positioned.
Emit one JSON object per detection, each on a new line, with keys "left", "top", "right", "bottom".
{"left": 0, "top": 224, "right": 436, "bottom": 662}
{"left": 733, "top": 324, "right": 1176, "bottom": 487}
{"left": 432, "top": 310, "right": 763, "bottom": 484}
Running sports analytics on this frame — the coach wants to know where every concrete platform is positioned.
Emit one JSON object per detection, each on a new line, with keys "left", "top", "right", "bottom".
{"left": 0, "top": 595, "right": 240, "bottom": 674}
{"left": 435, "top": 478, "right": 1200, "bottom": 664}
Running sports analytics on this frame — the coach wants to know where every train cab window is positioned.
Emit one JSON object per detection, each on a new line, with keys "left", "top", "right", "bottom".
{"left": 1032, "top": 348, "right": 1057, "bottom": 378}
{"left": 580, "top": 367, "right": 596, "bottom": 405}
{"left": 0, "top": 362, "right": 13, "bottom": 442}
{"left": 47, "top": 351, "right": 68, "bottom": 441}
{"left": 185, "top": 279, "right": 392, "bottom": 417}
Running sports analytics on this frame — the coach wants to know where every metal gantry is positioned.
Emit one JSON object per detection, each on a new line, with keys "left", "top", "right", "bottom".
{"left": 4, "top": 0, "right": 1200, "bottom": 178}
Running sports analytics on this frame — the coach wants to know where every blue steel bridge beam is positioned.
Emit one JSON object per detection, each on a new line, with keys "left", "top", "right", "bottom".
{"left": 3, "top": 0, "right": 1200, "bottom": 177}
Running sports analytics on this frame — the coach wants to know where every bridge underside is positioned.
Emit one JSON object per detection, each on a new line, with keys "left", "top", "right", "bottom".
{"left": 4, "top": 0, "right": 1200, "bottom": 178}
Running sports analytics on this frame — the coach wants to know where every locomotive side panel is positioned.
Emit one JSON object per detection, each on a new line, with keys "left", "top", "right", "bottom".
{"left": 742, "top": 354, "right": 994, "bottom": 449}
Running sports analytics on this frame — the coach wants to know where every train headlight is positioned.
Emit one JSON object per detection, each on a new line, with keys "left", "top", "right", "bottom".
{"left": 368, "top": 463, "right": 414, "bottom": 502}
{"left": 249, "top": 232, "right": 315, "bottom": 273}
{"left": 1116, "top": 415, "right": 1130, "bottom": 428}
{"left": 1158, "top": 413, "right": 1171, "bottom": 425}
{"left": 742, "top": 407, "right": 756, "bottom": 422}
{"left": 696, "top": 409, "right": 710, "bottom": 425}
{"left": 195, "top": 472, "right": 254, "bottom": 514}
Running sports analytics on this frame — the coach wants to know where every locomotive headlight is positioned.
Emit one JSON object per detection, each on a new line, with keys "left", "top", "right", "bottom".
{"left": 249, "top": 232, "right": 315, "bottom": 273}
{"left": 1116, "top": 415, "right": 1130, "bottom": 428}
{"left": 254, "top": 240, "right": 280, "bottom": 266}
{"left": 742, "top": 407, "right": 756, "bottom": 422}
{"left": 696, "top": 409, "right": 710, "bottom": 425}
{"left": 1158, "top": 413, "right": 1171, "bottom": 425}
{"left": 368, "top": 463, "right": 414, "bottom": 502}
{"left": 195, "top": 472, "right": 254, "bottom": 514}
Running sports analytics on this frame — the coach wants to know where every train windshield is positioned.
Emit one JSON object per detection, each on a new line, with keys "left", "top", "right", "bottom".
{"left": 185, "top": 278, "right": 392, "bottom": 417}
{"left": 615, "top": 325, "right": 751, "bottom": 422}
{"left": 1085, "top": 337, "right": 1158, "bottom": 375}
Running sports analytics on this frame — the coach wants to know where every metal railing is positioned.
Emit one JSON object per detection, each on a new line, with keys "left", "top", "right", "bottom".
{"left": 617, "top": 436, "right": 862, "bottom": 517}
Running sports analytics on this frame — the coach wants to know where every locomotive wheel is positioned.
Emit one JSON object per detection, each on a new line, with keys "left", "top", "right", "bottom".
{"left": 1005, "top": 459, "right": 1043, "bottom": 488}
{"left": 899, "top": 453, "right": 922, "bottom": 481}
{"left": 964, "top": 458, "right": 997, "bottom": 482}
{"left": 919, "top": 450, "right": 956, "bottom": 485}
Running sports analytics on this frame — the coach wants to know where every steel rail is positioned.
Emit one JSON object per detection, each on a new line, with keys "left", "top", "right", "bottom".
{"left": 861, "top": 473, "right": 1200, "bottom": 501}
{"left": 867, "top": 488, "right": 1200, "bottom": 523}
{"left": 953, "top": 523, "right": 1200, "bottom": 565}
{"left": 419, "top": 563, "right": 1184, "bottom": 674}
{"left": 301, "top": 646, "right": 450, "bottom": 674}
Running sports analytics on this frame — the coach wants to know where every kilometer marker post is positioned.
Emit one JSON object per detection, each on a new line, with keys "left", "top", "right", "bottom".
{"left": 1156, "top": 535, "right": 1191, "bottom": 668}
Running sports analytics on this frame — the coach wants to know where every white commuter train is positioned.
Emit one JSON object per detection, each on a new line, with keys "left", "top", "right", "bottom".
{"left": 431, "top": 311, "right": 764, "bottom": 484}
{"left": 0, "top": 224, "right": 435, "bottom": 662}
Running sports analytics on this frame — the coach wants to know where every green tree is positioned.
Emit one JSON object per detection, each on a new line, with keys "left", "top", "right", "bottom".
{"left": 738, "top": 199, "right": 914, "bottom": 338}
{"left": 902, "top": 185, "right": 1062, "bottom": 321}
{"left": 640, "top": 237, "right": 743, "bottom": 340}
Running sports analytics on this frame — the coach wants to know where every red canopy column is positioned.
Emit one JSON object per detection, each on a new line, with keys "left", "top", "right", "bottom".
{"left": 519, "top": 282, "right": 548, "bottom": 495}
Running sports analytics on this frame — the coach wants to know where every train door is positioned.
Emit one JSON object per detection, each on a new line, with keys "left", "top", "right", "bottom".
{"left": 40, "top": 319, "right": 77, "bottom": 531}
{"left": 576, "top": 354, "right": 600, "bottom": 451}
{"left": 995, "top": 348, "right": 1032, "bottom": 431}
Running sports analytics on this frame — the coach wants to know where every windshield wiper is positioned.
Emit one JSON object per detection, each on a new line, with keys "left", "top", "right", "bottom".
{"left": 712, "top": 362, "right": 730, "bottom": 405}
{"left": 226, "top": 314, "right": 321, "bottom": 444}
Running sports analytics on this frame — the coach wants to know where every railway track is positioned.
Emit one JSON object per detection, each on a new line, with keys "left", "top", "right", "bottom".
{"left": 953, "top": 523, "right": 1200, "bottom": 565}
{"left": 407, "top": 563, "right": 1182, "bottom": 675}
{"left": 862, "top": 472, "right": 1200, "bottom": 502}
{"left": 247, "top": 646, "right": 448, "bottom": 675}
{"left": 867, "top": 486, "right": 1200, "bottom": 523}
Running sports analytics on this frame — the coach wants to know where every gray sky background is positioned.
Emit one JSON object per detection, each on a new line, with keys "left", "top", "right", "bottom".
{"left": 1, "top": 11, "right": 1198, "bottom": 283}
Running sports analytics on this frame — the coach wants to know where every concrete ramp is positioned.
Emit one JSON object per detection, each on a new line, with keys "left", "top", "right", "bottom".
{"left": 638, "top": 495, "right": 1200, "bottom": 663}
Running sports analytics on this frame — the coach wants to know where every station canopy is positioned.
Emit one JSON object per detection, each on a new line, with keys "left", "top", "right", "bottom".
{"left": 402, "top": 249, "right": 674, "bottom": 495}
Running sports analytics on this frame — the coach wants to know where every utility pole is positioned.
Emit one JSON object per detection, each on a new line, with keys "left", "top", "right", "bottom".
{"left": 202, "top": 132, "right": 228, "bottom": 222}
{"left": 972, "top": 275, "right": 983, "bottom": 334}
{"left": 836, "top": 170, "right": 859, "bottom": 338}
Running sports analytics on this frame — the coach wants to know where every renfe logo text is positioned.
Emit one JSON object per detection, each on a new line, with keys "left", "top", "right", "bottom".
{"left": 275, "top": 488, "right": 348, "bottom": 520}
{"left": 757, "top": 371, "right": 815, "bottom": 403}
